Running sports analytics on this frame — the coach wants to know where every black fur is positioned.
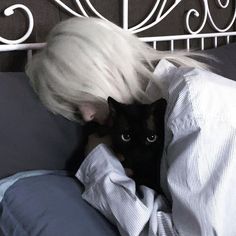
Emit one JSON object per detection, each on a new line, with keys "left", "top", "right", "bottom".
{"left": 84, "top": 97, "right": 167, "bottom": 192}
{"left": 107, "top": 97, "right": 166, "bottom": 192}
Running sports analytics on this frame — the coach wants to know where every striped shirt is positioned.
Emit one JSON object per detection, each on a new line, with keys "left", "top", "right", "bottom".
{"left": 76, "top": 59, "right": 236, "bottom": 236}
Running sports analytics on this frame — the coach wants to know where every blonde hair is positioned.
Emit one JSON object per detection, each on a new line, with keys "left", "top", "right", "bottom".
{"left": 26, "top": 17, "right": 208, "bottom": 122}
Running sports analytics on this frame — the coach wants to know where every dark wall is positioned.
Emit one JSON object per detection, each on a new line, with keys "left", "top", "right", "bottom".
{"left": 0, "top": 0, "right": 235, "bottom": 71}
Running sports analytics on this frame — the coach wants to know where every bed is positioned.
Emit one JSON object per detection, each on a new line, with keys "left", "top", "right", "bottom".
{"left": 0, "top": 1, "right": 236, "bottom": 235}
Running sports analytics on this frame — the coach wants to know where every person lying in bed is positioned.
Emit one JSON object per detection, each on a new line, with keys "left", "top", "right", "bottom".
{"left": 26, "top": 17, "right": 236, "bottom": 236}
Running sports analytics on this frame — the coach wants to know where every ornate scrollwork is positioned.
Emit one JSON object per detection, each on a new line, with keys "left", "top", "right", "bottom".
{"left": 216, "top": 0, "right": 229, "bottom": 8}
{"left": 0, "top": 4, "right": 33, "bottom": 44}
{"left": 53, "top": 0, "right": 184, "bottom": 33}
{"left": 54, "top": 0, "right": 236, "bottom": 34}
{"left": 185, "top": 0, "right": 236, "bottom": 34}
{"left": 1, "top": 0, "right": 236, "bottom": 45}
{"left": 54, "top": 0, "right": 108, "bottom": 20}
{"left": 128, "top": 0, "right": 183, "bottom": 33}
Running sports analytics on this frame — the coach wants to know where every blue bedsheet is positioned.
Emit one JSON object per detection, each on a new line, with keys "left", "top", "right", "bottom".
{"left": 0, "top": 170, "right": 55, "bottom": 203}
{"left": 0, "top": 171, "right": 118, "bottom": 236}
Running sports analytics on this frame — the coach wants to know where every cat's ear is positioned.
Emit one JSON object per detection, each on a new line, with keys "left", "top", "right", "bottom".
{"left": 107, "top": 97, "right": 120, "bottom": 117}
{"left": 150, "top": 98, "right": 167, "bottom": 117}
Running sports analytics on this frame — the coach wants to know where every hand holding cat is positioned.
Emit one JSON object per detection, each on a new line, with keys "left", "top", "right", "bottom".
{"left": 85, "top": 134, "right": 134, "bottom": 177}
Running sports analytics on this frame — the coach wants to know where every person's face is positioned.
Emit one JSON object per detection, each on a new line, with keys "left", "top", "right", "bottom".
{"left": 78, "top": 103, "right": 108, "bottom": 124}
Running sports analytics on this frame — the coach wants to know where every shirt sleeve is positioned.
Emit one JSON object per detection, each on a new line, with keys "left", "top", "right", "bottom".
{"left": 77, "top": 62, "right": 236, "bottom": 236}
{"left": 76, "top": 144, "right": 177, "bottom": 236}
{"left": 162, "top": 67, "right": 236, "bottom": 236}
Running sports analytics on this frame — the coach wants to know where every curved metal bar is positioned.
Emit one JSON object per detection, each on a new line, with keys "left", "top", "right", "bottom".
{"left": 130, "top": 0, "right": 182, "bottom": 34}
{"left": 129, "top": 0, "right": 161, "bottom": 31}
{"left": 156, "top": 0, "right": 168, "bottom": 19}
{"left": 75, "top": 0, "right": 88, "bottom": 16}
{"left": 208, "top": 0, "right": 236, "bottom": 32}
{"left": 185, "top": 0, "right": 236, "bottom": 34}
{"left": 54, "top": 0, "right": 83, "bottom": 17}
{"left": 185, "top": 1, "right": 208, "bottom": 35}
{"left": 0, "top": 4, "right": 34, "bottom": 44}
{"left": 85, "top": 0, "right": 108, "bottom": 21}
{"left": 2, "top": 0, "right": 236, "bottom": 47}
{"left": 216, "top": 0, "right": 229, "bottom": 8}
{"left": 52, "top": 0, "right": 236, "bottom": 35}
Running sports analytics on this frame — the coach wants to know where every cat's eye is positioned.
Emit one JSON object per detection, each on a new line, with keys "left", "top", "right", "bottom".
{"left": 146, "top": 135, "right": 157, "bottom": 143}
{"left": 121, "top": 134, "right": 131, "bottom": 142}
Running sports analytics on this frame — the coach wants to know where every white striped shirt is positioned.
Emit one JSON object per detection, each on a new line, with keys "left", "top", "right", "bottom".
{"left": 76, "top": 60, "right": 236, "bottom": 236}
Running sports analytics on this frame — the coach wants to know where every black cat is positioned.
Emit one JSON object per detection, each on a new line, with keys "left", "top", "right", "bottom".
{"left": 107, "top": 97, "right": 166, "bottom": 192}
{"left": 85, "top": 97, "right": 167, "bottom": 192}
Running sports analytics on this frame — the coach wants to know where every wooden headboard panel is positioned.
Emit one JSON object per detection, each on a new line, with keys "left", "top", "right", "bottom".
{"left": 0, "top": 0, "right": 235, "bottom": 71}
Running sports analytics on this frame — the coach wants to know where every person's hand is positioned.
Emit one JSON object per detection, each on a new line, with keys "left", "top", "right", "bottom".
{"left": 85, "top": 134, "right": 134, "bottom": 177}
{"left": 116, "top": 153, "right": 134, "bottom": 177}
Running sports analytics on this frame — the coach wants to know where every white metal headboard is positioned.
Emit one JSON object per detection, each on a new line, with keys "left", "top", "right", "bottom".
{"left": 0, "top": 0, "right": 236, "bottom": 58}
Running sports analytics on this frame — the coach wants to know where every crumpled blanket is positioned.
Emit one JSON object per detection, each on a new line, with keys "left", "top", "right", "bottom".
{"left": 76, "top": 59, "right": 236, "bottom": 236}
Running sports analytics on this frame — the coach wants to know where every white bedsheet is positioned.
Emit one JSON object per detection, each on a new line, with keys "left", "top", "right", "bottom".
{"left": 76, "top": 60, "right": 236, "bottom": 236}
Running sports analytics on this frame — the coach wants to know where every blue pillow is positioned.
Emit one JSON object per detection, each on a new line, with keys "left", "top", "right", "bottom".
{"left": 0, "top": 73, "right": 85, "bottom": 179}
{"left": 0, "top": 173, "right": 119, "bottom": 236}
{"left": 205, "top": 42, "right": 236, "bottom": 81}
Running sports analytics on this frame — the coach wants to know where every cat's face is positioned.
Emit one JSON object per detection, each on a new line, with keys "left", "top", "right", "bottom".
{"left": 108, "top": 97, "right": 167, "bottom": 189}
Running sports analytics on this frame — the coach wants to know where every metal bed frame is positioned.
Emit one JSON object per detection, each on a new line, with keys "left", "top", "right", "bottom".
{"left": 0, "top": 0, "right": 236, "bottom": 60}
